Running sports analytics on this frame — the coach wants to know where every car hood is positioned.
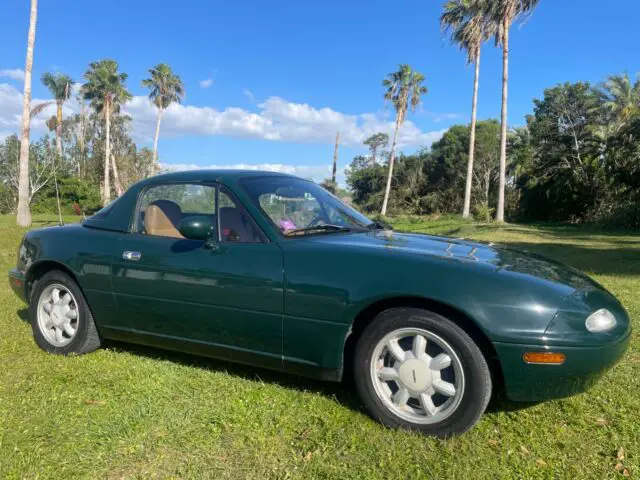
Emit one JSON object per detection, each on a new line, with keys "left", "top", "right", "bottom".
{"left": 310, "top": 230, "right": 602, "bottom": 296}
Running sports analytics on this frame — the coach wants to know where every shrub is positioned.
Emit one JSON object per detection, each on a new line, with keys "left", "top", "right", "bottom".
{"left": 596, "top": 201, "right": 640, "bottom": 229}
{"left": 0, "top": 185, "right": 15, "bottom": 214}
{"left": 31, "top": 177, "right": 102, "bottom": 215}
{"left": 473, "top": 204, "right": 494, "bottom": 222}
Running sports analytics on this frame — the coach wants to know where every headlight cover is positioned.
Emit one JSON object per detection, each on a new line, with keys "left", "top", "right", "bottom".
{"left": 585, "top": 309, "right": 617, "bottom": 333}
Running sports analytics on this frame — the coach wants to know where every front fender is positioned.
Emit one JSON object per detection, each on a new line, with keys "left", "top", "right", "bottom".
{"left": 281, "top": 240, "right": 569, "bottom": 372}
{"left": 17, "top": 224, "right": 119, "bottom": 328}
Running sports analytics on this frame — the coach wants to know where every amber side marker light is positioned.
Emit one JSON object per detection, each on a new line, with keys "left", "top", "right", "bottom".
{"left": 523, "top": 352, "right": 566, "bottom": 365}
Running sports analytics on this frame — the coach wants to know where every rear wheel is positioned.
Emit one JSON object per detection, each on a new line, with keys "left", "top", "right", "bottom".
{"left": 353, "top": 308, "right": 491, "bottom": 437}
{"left": 29, "top": 270, "right": 101, "bottom": 355}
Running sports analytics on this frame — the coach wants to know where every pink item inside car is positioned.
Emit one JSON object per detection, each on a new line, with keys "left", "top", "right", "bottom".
{"left": 279, "top": 219, "right": 297, "bottom": 231}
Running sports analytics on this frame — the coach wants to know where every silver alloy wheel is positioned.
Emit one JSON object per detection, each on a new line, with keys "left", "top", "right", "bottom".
{"left": 36, "top": 283, "right": 80, "bottom": 347}
{"left": 370, "top": 327, "right": 465, "bottom": 424}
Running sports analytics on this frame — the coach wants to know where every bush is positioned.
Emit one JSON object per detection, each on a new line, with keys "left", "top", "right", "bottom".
{"left": 473, "top": 204, "right": 494, "bottom": 222}
{"left": 0, "top": 185, "right": 15, "bottom": 214}
{"left": 595, "top": 201, "right": 640, "bottom": 229}
{"left": 31, "top": 177, "right": 102, "bottom": 215}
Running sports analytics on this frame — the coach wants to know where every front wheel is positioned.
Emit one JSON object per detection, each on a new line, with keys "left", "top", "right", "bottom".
{"left": 29, "top": 270, "right": 101, "bottom": 355}
{"left": 353, "top": 308, "right": 492, "bottom": 437}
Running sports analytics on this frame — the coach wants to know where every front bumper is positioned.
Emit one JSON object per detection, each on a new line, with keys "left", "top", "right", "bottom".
{"left": 8, "top": 268, "right": 27, "bottom": 303}
{"left": 494, "top": 330, "right": 631, "bottom": 402}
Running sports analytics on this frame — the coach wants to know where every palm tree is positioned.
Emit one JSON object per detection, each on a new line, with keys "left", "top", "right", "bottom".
{"left": 141, "top": 63, "right": 185, "bottom": 173}
{"left": 82, "top": 60, "right": 132, "bottom": 206}
{"left": 488, "top": 0, "right": 539, "bottom": 222}
{"left": 363, "top": 132, "right": 389, "bottom": 165}
{"left": 380, "top": 64, "right": 428, "bottom": 216}
{"left": 331, "top": 131, "right": 340, "bottom": 188}
{"left": 34, "top": 73, "right": 75, "bottom": 158}
{"left": 598, "top": 73, "right": 640, "bottom": 132}
{"left": 441, "top": 0, "right": 494, "bottom": 218}
{"left": 16, "top": 0, "right": 38, "bottom": 227}
{"left": 32, "top": 73, "right": 74, "bottom": 225}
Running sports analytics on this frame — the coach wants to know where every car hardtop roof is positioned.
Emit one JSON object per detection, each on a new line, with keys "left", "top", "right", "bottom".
{"left": 82, "top": 169, "right": 307, "bottom": 233}
{"left": 141, "top": 169, "right": 301, "bottom": 186}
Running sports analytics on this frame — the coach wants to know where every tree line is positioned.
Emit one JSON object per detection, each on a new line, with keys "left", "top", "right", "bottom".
{"left": 12, "top": 0, "right": 638, "bottom": 228}
{"left": 329, "top": 0, "right": 541, "bottom": 221}
{"left": 11, "top": 0, "right": 543, "bottom": 226}
{"left": 3, "top": 58, "right": 183, "bottom": 222}
{"left": 347, "top": 72, "right": 640, "bottom": 228}
{"left": 12, "top": 0, "right": 184, "bottom": 226}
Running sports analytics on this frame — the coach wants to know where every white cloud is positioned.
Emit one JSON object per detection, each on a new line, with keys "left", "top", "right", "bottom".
{"left": 0, "top": 81, "right": 446, "bottom": 152}
{"left": 243, "top": 88, "right": 254, "bottom": 102}
{"left": 124, "top": 94, "right": 445, "bottom": 149}
{"left": 0, "top": 83, "right": 66, "bottom": 135}
{"left": 0, "top": 68, "right": 25, "bottom": 81}
{"left": 199, "top": 78, "right": 214, "bottom": 88}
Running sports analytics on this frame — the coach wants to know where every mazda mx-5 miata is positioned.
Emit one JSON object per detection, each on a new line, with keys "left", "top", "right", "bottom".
{"left": 9, "top": 170, "right": 631, "bottom": 436}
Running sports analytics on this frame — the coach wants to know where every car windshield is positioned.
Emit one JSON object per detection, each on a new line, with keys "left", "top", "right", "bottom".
{"left": 241, "top": 176, "right": 374, "bottom": 236}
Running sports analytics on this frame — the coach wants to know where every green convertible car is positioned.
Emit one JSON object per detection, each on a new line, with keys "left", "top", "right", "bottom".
{"left": 8, "top": 170, "right": 631, "bottom": 436}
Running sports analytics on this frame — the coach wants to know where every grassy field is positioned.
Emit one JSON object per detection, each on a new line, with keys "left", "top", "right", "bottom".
{"left": 0, "top": 214, "right": 638, "bottom": 479}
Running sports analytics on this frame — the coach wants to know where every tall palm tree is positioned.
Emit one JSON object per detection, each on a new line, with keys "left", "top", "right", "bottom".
{"left": 489, "top": 0, "right": 539, "bottom": 222}
{"left": 598, "top": 73, "right": 640, "bottom": 132}
{"left": 331, "top": 131, "right": 340, "bottom": 188}
{"left": 380, "top": 64, "right": 428, "bottom": 216}
{"left": 31, "top": 73, "right": 74, "bottom": 226}
{"left": 363, "top": 132, "right": 389, "bottom": 165}
{"left": 141, "top": 63, "right": 185, "bottom": 173}
{"left": 17, "top": 0, "right": 38, "bottom": 227}
{"left": 82, "top": 60, "right": 132, "bottom": 206}
{"left": 441, "top": 0, "right": 494, "bottom": 218}
{"left": 34, "top": 73, "right": 75, "bottom": 158}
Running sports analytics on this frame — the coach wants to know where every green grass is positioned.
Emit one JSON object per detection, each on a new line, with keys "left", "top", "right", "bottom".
{"left": 0, "top": 214, "right": 638, "bottom": 479}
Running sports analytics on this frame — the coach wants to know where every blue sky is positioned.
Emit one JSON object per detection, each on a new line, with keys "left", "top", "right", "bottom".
{"left": 1, "top": 0, "right": 639, "bottom": 183}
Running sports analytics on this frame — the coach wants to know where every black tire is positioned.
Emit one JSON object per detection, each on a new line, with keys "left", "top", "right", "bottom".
{"left": 353, "top": 308, "right": 491, "bottom": 437}
{"left": 29, "top": 270, "right": 101, "bottom": 355}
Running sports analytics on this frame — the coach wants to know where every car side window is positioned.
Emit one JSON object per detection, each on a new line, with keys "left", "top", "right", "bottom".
{"left": 137, "top": 183, "right": 216, "bottom": 238}
{"left": 218, "top": 187, "right": 264, "bottom": 243}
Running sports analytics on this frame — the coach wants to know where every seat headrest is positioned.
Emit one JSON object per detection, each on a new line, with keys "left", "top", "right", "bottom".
{"left": 145, "top": 200, "right": 184, "bottom": 238}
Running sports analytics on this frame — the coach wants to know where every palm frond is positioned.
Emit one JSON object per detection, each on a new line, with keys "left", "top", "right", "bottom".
{"left": 82, "top": 60, "right": 132, "bottom": 115}
{"left": 597, "top": 73, "right": 640, "bottom": 130}
{"left": 31, "top": 101, "right": 54, "bottom": 117}
{"left": 383, "top": 65, "right": 428, "bottom": 125}
{"left": 41, "top": 72, "right": 75, "bottom": 102}
{"left": 486, "top": 0, "right": 540, "bottom": 46}
{"left": 441, "top": 0, "right": 495, "bottom": 63}
{"left": 141, "top": 63, "right": 185, "bottom": 110}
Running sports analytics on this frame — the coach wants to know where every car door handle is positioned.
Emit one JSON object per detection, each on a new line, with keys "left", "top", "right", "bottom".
{"left": 122, "top": 251, "right": 142, "bottom": 262}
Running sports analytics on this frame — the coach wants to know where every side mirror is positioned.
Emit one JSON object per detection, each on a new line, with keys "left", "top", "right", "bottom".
{"left": 178, "top": 215, "right": 217, "bottom": 247}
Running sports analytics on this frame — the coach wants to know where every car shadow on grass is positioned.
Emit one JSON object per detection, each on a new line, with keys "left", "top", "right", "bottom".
{"left": 102, "top": 338, "right": 537, "bottom": 418}
{"left": 17, "top": 308, "right": 28, "bottom": 322}
{"left": 15, "top": 304, "right": 542, "bottom": 417}
{"left": 104, "top": 339, "right": 370, "bottom": 414}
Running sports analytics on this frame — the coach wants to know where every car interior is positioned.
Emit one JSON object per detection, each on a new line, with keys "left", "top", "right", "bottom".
{"left": 140, "top": 199, "right": 263, "bottom": 243}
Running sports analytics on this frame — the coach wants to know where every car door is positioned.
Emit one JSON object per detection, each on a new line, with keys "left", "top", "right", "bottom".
{"left": 110, "top": 182, "right": 284, "bottom": 368}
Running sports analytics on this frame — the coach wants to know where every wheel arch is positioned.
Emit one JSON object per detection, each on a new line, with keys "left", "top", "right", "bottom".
{"left": 25, "top": 260, "right": 80, "bottom": 303}
{"left": 343, "top": 296, "right": 504, "bottom": 390}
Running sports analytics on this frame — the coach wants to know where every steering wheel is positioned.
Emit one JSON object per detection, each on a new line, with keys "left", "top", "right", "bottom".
{"left": 307, "top": 215, "right": 326, "bottom": 228}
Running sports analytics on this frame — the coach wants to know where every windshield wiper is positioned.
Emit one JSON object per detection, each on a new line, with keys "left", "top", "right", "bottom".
{"left": 366, "top": 220, "right": 392, "bottom": 231}
{"left": 285, "top": 224, "right": 351, "bottom": 236}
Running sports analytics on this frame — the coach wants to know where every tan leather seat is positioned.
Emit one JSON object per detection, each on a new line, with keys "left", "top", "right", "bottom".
{"left": 145, "top": 200, "right": 184, "bottom": 238}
